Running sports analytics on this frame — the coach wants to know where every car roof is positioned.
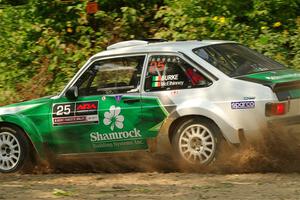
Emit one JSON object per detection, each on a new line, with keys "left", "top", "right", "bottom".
{"left": 92, "top": 40, "right": 237, "bottom": 58}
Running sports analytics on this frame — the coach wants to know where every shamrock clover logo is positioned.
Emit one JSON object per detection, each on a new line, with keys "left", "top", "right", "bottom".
{"left": 103, "top": 105, "right": 124, "bottom": 131}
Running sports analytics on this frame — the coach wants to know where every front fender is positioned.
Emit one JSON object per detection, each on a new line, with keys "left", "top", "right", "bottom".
{"left": 0, "top": 114, "right": 45, "bottom": 158}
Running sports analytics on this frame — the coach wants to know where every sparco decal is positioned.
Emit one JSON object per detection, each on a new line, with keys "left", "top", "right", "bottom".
{"left": 52, "top": 101, "right": 98, "bottom": 126}
{"left": 90, "top": 128, "right": 142, "bottom": 142}
{"left": 231, "top": 101, "right": 255, "bottom": 109}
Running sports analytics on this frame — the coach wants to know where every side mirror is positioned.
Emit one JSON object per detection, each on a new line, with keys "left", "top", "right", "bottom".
{"left": 65, "top": 86, "right": 78, "bottom": 100}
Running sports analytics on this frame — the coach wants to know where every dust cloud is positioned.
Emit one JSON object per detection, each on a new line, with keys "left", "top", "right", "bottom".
{"left": 212, "top": 128, "right": 300, "bottom": 173}
{"left": 29, "top": 128, "right": 300, "bottom": 174}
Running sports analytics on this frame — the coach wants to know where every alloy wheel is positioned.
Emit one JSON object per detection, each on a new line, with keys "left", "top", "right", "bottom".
{"left": 178, "top": 124, "right": 216, "bottom": 164}
{"left": 0, "top": 132, "right": 21, "bottom": 171}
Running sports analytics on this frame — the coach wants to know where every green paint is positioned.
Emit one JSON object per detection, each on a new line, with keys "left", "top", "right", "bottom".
{"left": 242, "top": 69, "right": 300, "bottom": 100}
{"left": 244, "top": 69, "right": 300, "bottom": 84}
{"left": 141, "top": 96, "right": 169, "bottom": 137}
{"left": 148, "top": 121, "right": 164, "bottom": 132}
{"left": 0, "top": 94, "right": 168, "bottom": 158}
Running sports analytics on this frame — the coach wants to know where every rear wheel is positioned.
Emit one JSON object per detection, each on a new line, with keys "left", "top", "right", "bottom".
{"left": 0, "top": 126, "right": 31, "bottom": 173}
{"left": 172, "top": 118, "right": 221, "bottom": 165}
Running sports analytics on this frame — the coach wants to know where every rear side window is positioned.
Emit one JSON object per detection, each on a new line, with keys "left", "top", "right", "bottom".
{"left": 144, "top": 55, "right": 211, "bottom": 92}
{"left": 194, "top": 44, "right": 285, "bottom": 77}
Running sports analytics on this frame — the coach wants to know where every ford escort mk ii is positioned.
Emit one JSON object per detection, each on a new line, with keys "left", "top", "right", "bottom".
{"left": 0, "top": 40, "right": 300, "bottom": 172}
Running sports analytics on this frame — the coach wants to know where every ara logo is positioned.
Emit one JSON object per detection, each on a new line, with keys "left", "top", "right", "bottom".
{"left": 77, "top": 102, "right": 97, "bottom": 110}
{"left": 103, "top": 105, "right": 124, "bottom": 131}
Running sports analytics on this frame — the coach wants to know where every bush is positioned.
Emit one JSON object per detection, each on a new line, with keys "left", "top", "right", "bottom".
{"left": 0, "top": 0, "right": 299, "bottom": 105}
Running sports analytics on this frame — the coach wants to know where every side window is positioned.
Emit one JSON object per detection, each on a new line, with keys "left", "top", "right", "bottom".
{"left": 76, "top": 56, "right": 145, "bottom": 96}
{"left": 144, "top": 55, "right": 211, "bottom": 92}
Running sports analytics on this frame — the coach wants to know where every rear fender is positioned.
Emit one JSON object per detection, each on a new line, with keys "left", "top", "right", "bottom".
{"left": 161, "top": 101, "right": 240, "bottom": 144}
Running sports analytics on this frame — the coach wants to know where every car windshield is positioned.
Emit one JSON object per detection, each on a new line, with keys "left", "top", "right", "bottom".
{"left": 193, "top": 43, "right": 285, "bottom": 77}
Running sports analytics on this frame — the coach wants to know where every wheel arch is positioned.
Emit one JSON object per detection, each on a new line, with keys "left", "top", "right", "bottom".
{"left": 168, "top": 115, "right": 223, "bottom": 143}
{"left": 165, "top": 105, "right": 241, "bottom": 145}
{"left": 0, "top": 120, "right": 44, "bottom": 160}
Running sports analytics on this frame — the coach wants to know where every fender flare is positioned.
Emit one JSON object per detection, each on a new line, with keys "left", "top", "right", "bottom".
{"left": 0, "top": 114, "right": 46, "bottom": 158}
{"left": 161, "top": 102, "right": 240, "bottom": 144}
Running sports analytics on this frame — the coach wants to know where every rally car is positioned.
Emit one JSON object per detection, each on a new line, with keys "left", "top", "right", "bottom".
{"left": 1, "top": 39, "right": 300, "bottom": 173}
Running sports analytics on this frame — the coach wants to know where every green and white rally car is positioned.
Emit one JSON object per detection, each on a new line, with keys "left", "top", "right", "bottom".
{"left": 1, "top": 40, "right": 300, "bottom": 173}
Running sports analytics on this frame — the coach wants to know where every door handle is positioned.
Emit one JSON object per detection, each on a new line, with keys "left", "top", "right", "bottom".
{"left": 123, "top": 99, "right": 140, "bottom": 104}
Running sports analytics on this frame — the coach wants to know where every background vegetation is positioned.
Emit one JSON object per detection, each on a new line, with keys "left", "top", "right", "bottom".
{"left": 0, "top": 0, "right": 299, "bottom": 104}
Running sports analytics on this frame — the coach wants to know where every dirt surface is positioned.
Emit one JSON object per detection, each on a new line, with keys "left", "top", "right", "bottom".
{"left": 1, "top": 172, "right": 300, "bottom": 199}
{"left": 1, "top": 129, "right": 300, "bottom": 199}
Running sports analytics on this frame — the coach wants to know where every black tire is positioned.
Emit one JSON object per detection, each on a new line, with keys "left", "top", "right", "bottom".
{"left": 171, "top": 118, "right": 222, "bottom": 166}
{"left": 0, "top": 125, "right": 32, "bottom": 173}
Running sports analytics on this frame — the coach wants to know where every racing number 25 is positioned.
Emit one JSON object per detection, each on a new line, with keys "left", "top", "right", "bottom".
{"left": 53, "top": 103, "right": 75, "bottom": 117}
{"left": 56, "top": 105, "right": 71, "bottom": 116}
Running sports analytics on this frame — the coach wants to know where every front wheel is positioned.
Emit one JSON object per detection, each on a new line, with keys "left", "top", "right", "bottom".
{"left": 0, "top": 126, "right": 31, "bottom": 173}
{"left": 172, "top": 118, "right": 221, "bottom": 165}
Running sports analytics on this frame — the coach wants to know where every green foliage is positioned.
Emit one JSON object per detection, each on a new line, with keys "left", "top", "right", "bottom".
{"left": 0, "top": 0, "right": 28, "bottom": 6}
{"left": 0, "top": 0, "right": 162, "bottom": 104}
{"left": 155, "top": 0, "right": 300, "bottom": 67}
{"left": 0, "top": 0, "right": 299, "bottom": 105}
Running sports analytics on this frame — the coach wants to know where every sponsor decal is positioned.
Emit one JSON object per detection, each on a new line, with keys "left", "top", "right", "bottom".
{"left": 76, "top": 102, "right": 98, "bottom": 115}
{"left": 52, "top": 101, "right": 98, "bottom": 126}
{"left": 151, "top": 74, "right": 184, "bottom": 88}
{"left": 148, "top": 56, "right": 181, "bottom": 74}
{"left": 152, "top": 81, "right": 184, "bottom": 87}
{"left": 77, "top": 103, "right": 97, "bottom": 110}
{"left": 92, "top": 139, "right": 144, "bottom": 148}
{"left": 90, "top": 105, "right": 143, "bottom": 147}
{"left": 115, "top": 95, "right": 123, "bottom": 103}
{"left": 153, "top": 74, "right": 179, "bottom": 81}
{"left": 243, "top": 96, "right": 256, "bottom": 100}
{"left": 231, "top": 101, "right": 255, "bottom": 109}
{"left": 103, "top": 105, "right": 124, "bottom": 131}
{"left": 90, "top": 128, "right": 142, "bottom": 142}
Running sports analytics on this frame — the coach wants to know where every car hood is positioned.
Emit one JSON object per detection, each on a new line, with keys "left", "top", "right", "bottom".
{"left": 0, "top": 95, "right": 53, "bottom": 115}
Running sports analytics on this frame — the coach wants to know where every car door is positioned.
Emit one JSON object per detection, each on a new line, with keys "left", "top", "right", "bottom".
{"left": 140, "top": 53, "right": 213, "bottom": 138}
{"left": 48, "top": 55, "right": 148, "bottom": 154}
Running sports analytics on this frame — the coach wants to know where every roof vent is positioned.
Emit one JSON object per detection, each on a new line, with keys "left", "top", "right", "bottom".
{"left": 107, "top": 40, "right": 148, "bottom": 50}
